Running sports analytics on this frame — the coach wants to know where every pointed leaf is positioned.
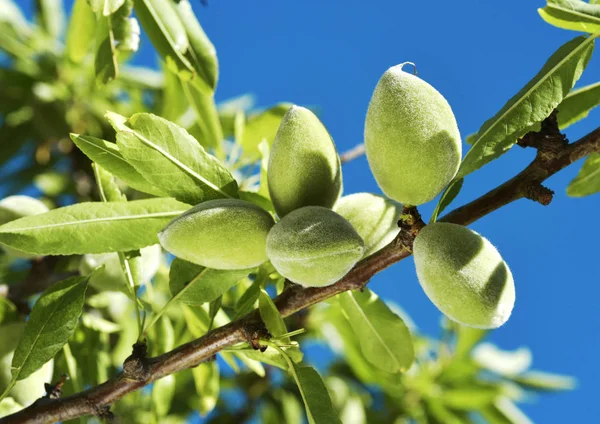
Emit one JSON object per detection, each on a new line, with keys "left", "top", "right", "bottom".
{"left": 11, "top": 276, "right": 89, "bottom": 381}
{"left": 107, "top": 111, "right": 237, "bottom": 204}
{"left": 133, "top": 0, "right": 194, "bottom": 78}
{"left": 35, "top": 0, "right": 65, "bottom": 39}
{"left": 66, "top": 0, "right": 97, "bottom": 63}
{"left": 431, "top": 178, "right": 463, "bottom": 223}
{"left": 89, "top": 0, "right": 126, "bottom": 16}
{"left": 259, "top": 289, "right": 288, "bottom": 340}
{"left": 241, "top": 103, "right": 292, "bottom": 160}
{"left": 558, "top": 81, "right": 600, "bottom": 129}
{"left": 566, "top": 152, "right": 600, "bottom": 197}
{"left": 513, "top": 371, "right": 576, "bottom": 391}
{"left": 182, "top": 81, "right": 224, "bottom": 150}
{"left": 169, "top": 258, "right": 251, "bottom": 306}
{"left": 539, "top": 0, "right": 600, "bottom": 33}
{"left": 0, "top": 198, "right": 189, "bottom": 255}
{"left": 174, "top": 0, "right": 219, "bottom": 94}
{"left": 70, "top": 133, "right": 167, "bottom": 196}
{"left": 339, "top": 289, "right": 414, "bottom": 373}
{"left": 290, "top": 364, "right": 341, "bottom": 424}
{"left": 458, "top": 34, "right": 596, "bottom": 179}
{"left": 191, "top": 361, "right": 219, "bottom": 416}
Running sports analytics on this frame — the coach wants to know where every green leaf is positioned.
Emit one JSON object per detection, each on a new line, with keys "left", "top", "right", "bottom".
{"left": 66, "top": 0, "right": 97, "bottom": 63}
{"left": 566, "top": 152, "right": 600, "bottom": 197}
{"left": 539, "top": 0, "right": 600, "bottom": 33}
{"left": 182, "top": 81, "right": 224, "bottom": 150}
{"left": 35, "top": 0, "right": 65, "bottom": 39}
{"left": 93, "top": 164, "right": 127, "bottom": 203}
{"left": 107, "top": 111, "right": 237, "bottom": 204}
{"left": 259, "top": 289, "right": 288, "bottom": 340}
{"left": 168, "top": 258, "right": 251, "bottom": 306}
{"left": 191, "top": 361, "right": 219, "bottom": 416}
{"left": 289, "top": 363, "right": 341, "bottom": 424}
{"left": 513, "top": 371, "right": 576, "bottom": 391}
{"left": 152, "top": 374, "right": 175, "bottom": 417}
{"left": 242, "top": 103, "right": 291, "bottom": 160}
{"left": 0, "top": 198, "right": 189, "bottom": 255}
{"left": 160, "top": 67, "right": 189, "bottom": 122}
{"left": 95, "top": 14, "right": 118, "bottom": 85}
{"left": 430, "top": 178, "right": 463, "bottom": 223}
{"left": 458, "top": 34, "right": 596, "bottom": 179}
{"left": 133, "top": 0, "right": 194, "bottom": 78}
{"left": 12, "top": 276, "right": 89, "bottom": 381}
{"left": 89, "top": 0, "right": 126, "bottom": 16}
{"left": 557, "top": 81, "right": 600, "bottom": 128}
{"left": 173, "top": 0, "right": 219, "bottom": 94}
{"left": 480, "top": 397, "right": 534, "bottom": 424}
{"left": 70, "top": 134, "right": 167, "bottom": 196}
{"left": 112, "top": 1, "right": 139, "bottom": 54}
{"left": 339, "top": 289, "right": 414, "bottom": 373}
{"left": 232, "top": 280, "right": 261, "bottom": 319}
{"left": 0, "top": 398, "right": 22, "bottom": 418}
{"left": 454, "top": 325, "right": 487, "bottom": 358}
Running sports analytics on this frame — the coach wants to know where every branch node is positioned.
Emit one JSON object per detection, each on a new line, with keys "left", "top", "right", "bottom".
{"left": 517, "top": 111, "right": 567, "bottom": 153}
{"left": 44, "top": 374, "right": 69, "bottom": 399}
{"left": 524, "top": 183, "right": 554, "bottom": 206}
{"left": 243, "top": 321, "right": 271, "bottom": 351}
{"left": 122, "top": 341, "right": 150, "bottom": 381}
{"left": 94, "top": 405, "right": 114, "bottom": 422}
{"left": 397, "top": 206, "right": 426, "bottom": 252}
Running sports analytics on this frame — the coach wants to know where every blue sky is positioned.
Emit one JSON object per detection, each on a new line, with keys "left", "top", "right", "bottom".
{"left": 15, "top": 0, "right": 600, "bottom": 422}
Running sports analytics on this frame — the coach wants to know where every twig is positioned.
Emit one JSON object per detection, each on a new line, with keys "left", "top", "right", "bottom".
{"left": 340, "top": 143, "right": 366, "bottom": 164}
{"left": 2, "top": 124, "right": 600, "bottom": 424}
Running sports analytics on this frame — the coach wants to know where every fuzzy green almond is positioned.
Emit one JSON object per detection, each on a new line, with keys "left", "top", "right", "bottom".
{"left": 413, "top": 222, "right": 515, "bottom": 329}
{"left": 267, "top": 206, "right": 365, "bottom": 287}
{"left": 334, "top": 192, "right": 402, "bottom": 257}
{"left": 158, "top": 198, "right": 274, "bottom": 270}
{"left": 268, "top": 105, "right": 342, "bottom": 217}
{"left": 364, "top": 63, "right": 462, "bottom": 205}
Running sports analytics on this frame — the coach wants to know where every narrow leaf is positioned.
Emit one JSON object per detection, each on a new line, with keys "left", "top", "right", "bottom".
{"left": 539, "top": 0, "right": 600, "bottom": 33}
{"left": 259, "top": 289, "right": 288, "bottom": 340}
{"left": 169, "top": 258, "right": 251, "bottom": 305}
{"left": 0, "top": 198, "right": 189, "bottom": 255}
{"left": 174, "top": 0, "right": 219, "bottom": 94}
{"left": 70, "top": 133, "right": 167, "bottom": 196}
{"left": 191, "top": 361, "right": 219, "bottom": 416}
{"left": 339, "top": 289, "right": 414, "bottom": 373}
{"left": 557, "top": 81, "right": 600, "bottom": 129}
{"left": 133, "top": 0, "right": 194, "bottom": 78}
{"left": 458, "top": 34, "right": 596, "bottom": 179}
{"left": 513, "top": 371, "right": 576, "bottom": 391}
{"left": 290, "top": 363, "right": 341, "bottom": 424}
{"left": 89, "top": 0, "right": 126, "bottom": 16}
{"left": 152, "top": 374, "right": 175, "bottom": 417}
{"left": 242, "top": 103, "right": 291, "bottom": 160}
{"left": 66, "top": 0, "right": 97, "bottom": 63}
{"left": 35, "top": 0, "right": 65, "bottom": 39}
{"left": 107, "top": 111, "right": 237, "bottom": 204}
{"left": 12, "top": 276, "right": 89, "bottom": 381}
{"left": 430, "top": 178, "right": 463, "bottom": 223}
{"left": 182, "top": 81, "right": 224, "bottom": 150}
{"left": 232, "top": 280, "right": 261, "bottom": 319}
{"left": 566, "top": 152, "right": 600, "bottom": 196}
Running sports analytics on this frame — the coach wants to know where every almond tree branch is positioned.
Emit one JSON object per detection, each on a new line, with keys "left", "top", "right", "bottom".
{"left": 3, "top": 122, "right": 600, "bottom": 424}
{"left": 339, "top": 143, "right": 366, "bottom": 164}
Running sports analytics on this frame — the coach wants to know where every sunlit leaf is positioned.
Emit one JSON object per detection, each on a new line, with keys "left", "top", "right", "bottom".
{"left": 107, "top": 111, "right": 237, "bottom": 204}
{"left": 0, "top": 198, "right": 189, "bottom": 255}
{"left": 566, "top": 152, "right": 600, "bottom": 197}
{"left": 539, "top": 0, "right": 600, "bottom": 33}
{"left": 558, "top": 81, "right": 600, "bottom": 129}
{"left": 169, "top": 258, "right": 251, "bottom": 306}
{"left": 339, "top": 289, "right": 414, "bottom": 373}
{"left": 458, "top": 34, "right": 596, "bottom": 179}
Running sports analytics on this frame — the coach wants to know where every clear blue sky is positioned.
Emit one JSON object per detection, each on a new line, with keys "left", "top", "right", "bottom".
{"left": 17, "top": 0, "right": 600, "bottom": 422}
